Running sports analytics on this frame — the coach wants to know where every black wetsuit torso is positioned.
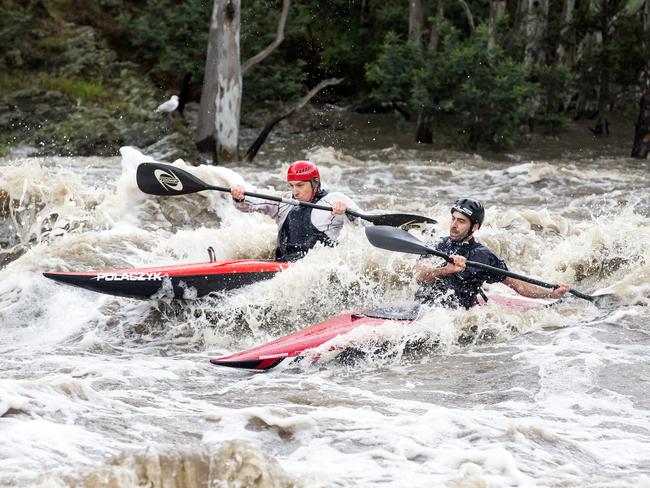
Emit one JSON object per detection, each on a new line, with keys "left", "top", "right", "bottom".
{"left": 275, "top": 190, "right": 333, "bottom": 262}
{"left": 415, "top": 236, "right": 508, "bottom": 309}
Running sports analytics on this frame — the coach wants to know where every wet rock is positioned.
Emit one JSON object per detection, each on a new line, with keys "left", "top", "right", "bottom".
{"left": 0, "top": 88, "right": 72, "bottom": 141}
{"left": 143, "top": 132, "right": 203, "bottom": 165}
{"left": 1, "top": 21, "right": 177, "bottom": 157}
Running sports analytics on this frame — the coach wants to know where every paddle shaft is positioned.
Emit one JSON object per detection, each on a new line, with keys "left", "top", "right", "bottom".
{"left": 205, "top": 182, "right": 362, "bottom": 216}
{"left": 136, "top": 162, "right": 437, "bottom": 226}
{"left": 364, "top": 225, "right": 600, "bottom": 303}
{"left": 425, "top": 245, "right": 595, "bottom": 301}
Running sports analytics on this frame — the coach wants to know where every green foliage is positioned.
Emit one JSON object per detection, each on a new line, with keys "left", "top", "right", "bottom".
{"left": 572, "top": 0, "right": 648, "bottom": 111}
{"left": 117, "top": 0, "right": 210, "bottom": 77}
{"left": 5, "top": 0, "right": 650, "bottom": 155}
{"left": 436, "top": 27, "right": 537, "bottom": 149}
{"left": 38, "top": 76, "right": 107, "bottom": 104}
{"left": 120, "top": 0, "right": 309, "bottom": 103}
{"left": 0, "top": 72, "right": 108, "bottom": 104}
{"left": 243, "top": 59, "right": 307, "bottom": 103}
{"left": 531, "top": 64, "right": 572, "bottom": 135}
{"left": 241, "top": 0, "right": 307, "bottom": 103}
{"left": 0, "top": 4, "right": 32, "bottom": 48}
{"left": 365, "top": 33, "right": 425, "bottom": 103}
{"left": 366, "top": 23, "right": 539, "bottom": 150}
{"left": 0, "top": 4, "right": 33, "bottom": 70}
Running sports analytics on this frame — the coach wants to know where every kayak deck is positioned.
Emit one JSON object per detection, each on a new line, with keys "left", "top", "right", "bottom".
{"left": 43, "top": 259, "right": 288, "bottom": 299}
{"left": 210, "top": 295, "right": 553, "bottom": 371}
{"left": 210, "top": 305, "right": 418, "bottom": 370}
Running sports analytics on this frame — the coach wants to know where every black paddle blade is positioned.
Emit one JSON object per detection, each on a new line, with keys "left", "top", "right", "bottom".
{"left": 365, "top": 225, "right": 432, "bottom": 255}
{"left": 587, "top": 293, "right": 618, "bottom": 307}
{"left": 358, "top": 212, "right": 437, "bottom": 227}
{"left": 136, "top": 162, "right": 209, "bottom": 196}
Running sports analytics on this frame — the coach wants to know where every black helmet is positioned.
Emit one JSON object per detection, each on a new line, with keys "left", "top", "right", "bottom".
{"left": 451, "top": 198, "right": 485, "bottom": 227}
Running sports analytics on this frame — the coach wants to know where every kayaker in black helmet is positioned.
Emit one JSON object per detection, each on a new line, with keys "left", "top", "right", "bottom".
{"left": 230, "top": 161, "right": 358, "bottom": 262}
{"left": 415, "top": 198, "right": 570, "bottom": 309}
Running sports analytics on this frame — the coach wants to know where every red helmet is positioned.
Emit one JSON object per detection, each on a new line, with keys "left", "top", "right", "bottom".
{"left": 287, "top": 161, "right": 320, "bottom": 181}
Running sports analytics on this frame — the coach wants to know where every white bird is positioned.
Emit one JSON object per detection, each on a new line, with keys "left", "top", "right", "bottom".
{"left": 155, "top": 95, "right": 179, "bottom": 113}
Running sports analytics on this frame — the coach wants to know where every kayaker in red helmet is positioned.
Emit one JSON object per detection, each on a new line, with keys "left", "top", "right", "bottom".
{"left": 415, "top": 197, "right": 570, "bottom": 309}
{"left": 230, "top": 160, "right": 358, "bottom": 262}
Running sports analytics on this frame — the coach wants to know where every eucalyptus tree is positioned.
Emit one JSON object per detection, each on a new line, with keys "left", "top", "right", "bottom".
{"left": 197, "top": 0, "right": 289, "bottom": 163}
{"left": 556, "top": 0, "right": 577, "bottom": 66}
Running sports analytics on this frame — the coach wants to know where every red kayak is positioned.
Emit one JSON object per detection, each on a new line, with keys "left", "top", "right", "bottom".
{"left": 210, "top": 294, "right": 552, "bottom": 370}
{"left": 43, "top": 259, "right": 289, "bottom": 299}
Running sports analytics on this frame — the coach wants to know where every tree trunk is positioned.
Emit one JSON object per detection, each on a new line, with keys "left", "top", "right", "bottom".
{"left": 556, "top": 0, "right": 576, "bottom": 67}
{"left": 645, "top": 0, "right": 650, "bottom": 78}
{"left": 514, "top": 0, "right": 527, "bottom": 34}
{"left": 408, "top": 0, "right": 424, "bottom": 45}
{"left": 592, "top": 0, "right": 614, "bottom": 136}
{"left": 197, "top": 0, "right": 242, "bottom": 163}
{"left": 415, "top": 111, "right": 434, "bottom": 144}
{"left": 573, "top": 0, "right": 601, "bottom": 119}
{"left": 523, "top": 0, "right": 549, "bottom": 65}
{"left": 631, "top": 87, "right": 650, "bottom": 158}
{"left": 360, "top": 0, "right": 371, "bottom": 25}
{"left": 428, "top": 0, "right": 446, "bottom": 53}
{"left": 488, "top": 0, "right": 507, "bottom": 50}
{"left": 177, "top": 73, "right": 192, "bottom": 115}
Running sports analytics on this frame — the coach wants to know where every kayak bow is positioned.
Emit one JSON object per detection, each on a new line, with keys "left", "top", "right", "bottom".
{"left": 43, "top": 259, "right": 288, "bottom": 299}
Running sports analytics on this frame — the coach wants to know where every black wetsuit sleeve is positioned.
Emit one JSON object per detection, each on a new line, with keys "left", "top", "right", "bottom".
{"left": 483, "top": 254, "right": 509, "bottom": 284}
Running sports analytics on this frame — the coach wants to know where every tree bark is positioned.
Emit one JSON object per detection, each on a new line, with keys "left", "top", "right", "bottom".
{"left": 556, "top": 0, "right": 576, "bottom": 67}
{"left": 197, "top": 0, "right": 242, "bottom": 163}
{"left": 428, "top": 0, "right": 446, "bottom": 53}
{"left": 592, "top": 0, "right": 615, "bottom": 136}
{"left": 242, "top": 78, "right": 343, "bottom": 162}
{"left": 241, "top": 0, "right": 289, "bottom": 75}
{"left": 631, "top": 87, "right": 650, "bottom": 158}
{"left": 177, "top": 73, "right": 192, "bottom": 115}
{"left": 523, "top": 0, "right": 549, "bottom": 65}
{"left": 514, "top": 0, "right": 527, "bottom": 34}
{"left": 488, "top": 0, "right": 507, "bottom": 50}
{"left": 415, "top": 111, "right": 433, "bottom": 144}
{"left": 645, "top": 0, "right": 650, "bottom": 79}
{"left": 573, "top": 0, "right": 601, "bottom": 119}
{"left": 408, "top": 0, "right": 425, "bottom": 45}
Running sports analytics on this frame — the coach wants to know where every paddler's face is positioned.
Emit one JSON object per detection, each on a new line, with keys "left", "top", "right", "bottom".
{"left": 289, "top": 180, "right": 314, "bottom": 202}
{"left": 450, "top": 211, "right": 476, "bottom": 242}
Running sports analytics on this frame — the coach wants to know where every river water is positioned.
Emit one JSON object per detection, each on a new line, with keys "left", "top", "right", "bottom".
{"left": 1, "top": 117, "right": 650, "bottom": 487}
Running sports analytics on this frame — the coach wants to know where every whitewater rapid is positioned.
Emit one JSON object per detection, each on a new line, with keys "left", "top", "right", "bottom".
{"left": 1, "top": 145, "right": 649, "bottom": 487}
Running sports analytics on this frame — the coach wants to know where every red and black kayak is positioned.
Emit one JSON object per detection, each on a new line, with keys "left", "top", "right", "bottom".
{"left": 210, "top": 294, "right": 552, "bottom": 370}
{"left": 43, "top": 259, "right": 288, "bottom": 299}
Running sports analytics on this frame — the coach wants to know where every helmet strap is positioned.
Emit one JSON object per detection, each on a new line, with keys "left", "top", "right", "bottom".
{"left": 310, "top": 178, "right": 320, "bottom": 200}
{"left": 459, "top": 222, "right": 478, "bottom": 242}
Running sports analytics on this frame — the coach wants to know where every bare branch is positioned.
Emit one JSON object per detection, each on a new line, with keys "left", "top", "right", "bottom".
{"left": 242, "top": 0, "right": 290, "bottom": 75}
{"left": 293, "top": 77, "right": 343, "bottom": 112}
{"left": 457, "top": 0, "right": 475, "bottom": 33}
{"left": 243, "top": 78, "right": 343, "bottom": 162}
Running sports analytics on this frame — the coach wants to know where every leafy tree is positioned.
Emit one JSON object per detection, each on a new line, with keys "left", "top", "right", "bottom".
{"left": 530, "top": 64, "right": 572, "bottom": 135}
{"left": 365, "top": 32, "right": 425, "bottom": 104}
{"left": 366, "top": 23, "right": 539, "bottom": 150}
{"left": 117, "top": 0, "right": 211, "bottom": 82}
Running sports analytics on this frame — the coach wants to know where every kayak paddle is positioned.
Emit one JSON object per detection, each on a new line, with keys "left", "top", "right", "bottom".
{"left": 365, "top": 225, "right": 614, "bottom": 305}
{"left": 136, "top": 162, "right": 437, "bottom": 228}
